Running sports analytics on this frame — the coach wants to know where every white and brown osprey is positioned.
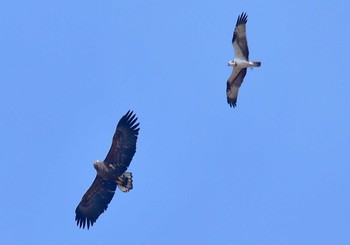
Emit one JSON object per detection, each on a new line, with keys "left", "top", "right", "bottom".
{"left": 227, "top": 12, "right": 261, "bottom": 108}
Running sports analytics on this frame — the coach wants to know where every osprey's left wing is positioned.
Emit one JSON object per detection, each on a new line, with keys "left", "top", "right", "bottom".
{"left": 226, "top": 68, "right": 247, "bottom": 108}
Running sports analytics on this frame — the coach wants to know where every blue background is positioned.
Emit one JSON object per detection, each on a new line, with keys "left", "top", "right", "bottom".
{"left": 1, "top": 0, "right": 349, "bottom": 244}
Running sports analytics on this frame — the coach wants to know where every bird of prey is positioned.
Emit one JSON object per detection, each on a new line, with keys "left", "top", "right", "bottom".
{"left": 75, "top": 110, "right": 140, "bottom": 229}
{"left": 226, "top": 12, "right": 261, "bottom": 108}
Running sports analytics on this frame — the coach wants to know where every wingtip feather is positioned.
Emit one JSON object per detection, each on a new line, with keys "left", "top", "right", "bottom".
{"left": 227, "top": 99, "right": 237, "bottom": 108}
{"left": 118, "top": 110, "right": 140, "bottom": 135}
{"left": 236, "top": 12, "right": 248, "bottom": 26}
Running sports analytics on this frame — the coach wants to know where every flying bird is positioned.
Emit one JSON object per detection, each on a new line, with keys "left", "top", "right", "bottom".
{"left": 227, "top": 12, "right": 261, "bottom": 108}
{"left": 75, "top": 110, "right": 140, "bottom": 229}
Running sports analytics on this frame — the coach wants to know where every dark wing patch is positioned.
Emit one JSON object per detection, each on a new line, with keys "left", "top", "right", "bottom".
{"left": 75, "top": 176, "right": 117, "bottom": 229}
{"left": 232, "top": 12, "right": 249, "bottom": 59}
{"left": 226, "top": 68, "right": 247, "bottom": 108}
{"left": 226, "top": 81, "right": 238, "bottom": 108}
{"left": 104, "top": 110, "right": 140, "bottom": 174}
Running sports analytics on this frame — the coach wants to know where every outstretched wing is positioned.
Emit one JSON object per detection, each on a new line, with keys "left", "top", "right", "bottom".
{"left": 75, "top": 175, "right": 117, "bottom": 229}
{"left": 232, "top": 12, "right": 249, "bottom": 60}
{"left": 104, "top": 110, "right": 140, "bottom": 175}
{"left": 226, "top": 68, "right": 247, "bottom": 108}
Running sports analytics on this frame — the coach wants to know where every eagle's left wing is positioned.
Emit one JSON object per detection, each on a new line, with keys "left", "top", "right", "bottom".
{"left": 75, "top": 175, "right": 117, "bottom": 229}
{"left": 103, "top": 110, "right": 140, "bottom": 175}
{"left": 232, "top": 12, "right": 249, "bottom": 60}
{"left": 226, "top": 68, "right": 247, "bottom": 107}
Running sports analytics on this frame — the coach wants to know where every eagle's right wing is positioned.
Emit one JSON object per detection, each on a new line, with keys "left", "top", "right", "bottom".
{"left": 103, "top": 111, "right": 140, "bottom": 175}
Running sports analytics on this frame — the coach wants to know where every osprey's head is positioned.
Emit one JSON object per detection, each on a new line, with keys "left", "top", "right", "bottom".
{"left": 228, "top": 60, "right": 237, "bottom": 67}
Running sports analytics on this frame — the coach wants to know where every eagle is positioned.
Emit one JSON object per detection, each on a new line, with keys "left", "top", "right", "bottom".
{"left": 227, "top": 12, "right": 261, "bottom": 108}
{"left": 75, "top": 110, "right": 140, "bottom": 229}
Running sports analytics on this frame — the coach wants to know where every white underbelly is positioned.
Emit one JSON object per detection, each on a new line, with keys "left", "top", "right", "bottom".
{"left": 234, "top": 59, "right": 250, "bottom": 68}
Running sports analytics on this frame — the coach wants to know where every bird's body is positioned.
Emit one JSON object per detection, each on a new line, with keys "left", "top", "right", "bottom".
{"left": 93, "top": 161, "right": 122, "bottom": 179}
{"left": 228, "top": 59, "right": 260, "bottom": 69}
{"left": 75, "top": 110, "right": 140, "bottom": 229}
{"left": 226, "top": 12, "right": 261, "bottom": 108}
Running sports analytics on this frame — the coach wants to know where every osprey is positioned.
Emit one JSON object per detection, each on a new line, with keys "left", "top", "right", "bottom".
{"left": 75, "top": 110, "right": 140, "bottom": 229}
{"left": 227, "top": 12, "right": 261, "bottom": 108}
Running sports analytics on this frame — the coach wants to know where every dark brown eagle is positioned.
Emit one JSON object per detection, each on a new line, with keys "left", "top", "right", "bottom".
{"left": 75, "top": 110, "right": 140, "bottom": 229}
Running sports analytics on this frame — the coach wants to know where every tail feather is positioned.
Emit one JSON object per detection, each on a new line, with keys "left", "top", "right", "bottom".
{"left": 117, "top": 172, "right": 133, "bottom": 192}
{"left": 251, "top": 61, "right": 261, "bottom": 67}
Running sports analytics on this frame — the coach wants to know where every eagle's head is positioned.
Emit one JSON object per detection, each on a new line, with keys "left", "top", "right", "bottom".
{"left": 93, "top": 160, "right": 101, "bottom": 171}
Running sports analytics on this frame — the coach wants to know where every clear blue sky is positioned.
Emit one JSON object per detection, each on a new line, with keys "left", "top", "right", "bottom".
{"left": 1, "top": 0, "right": 350, "bottom": 244}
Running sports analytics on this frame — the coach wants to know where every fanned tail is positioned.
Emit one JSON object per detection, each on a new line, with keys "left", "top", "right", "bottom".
{"left": 117, "top": 172, "right": 133, "bottom": 192}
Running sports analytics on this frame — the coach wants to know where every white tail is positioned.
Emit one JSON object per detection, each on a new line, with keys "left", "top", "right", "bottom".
{"left": 117, "top": 172, "right": 133, "bottom": 192}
